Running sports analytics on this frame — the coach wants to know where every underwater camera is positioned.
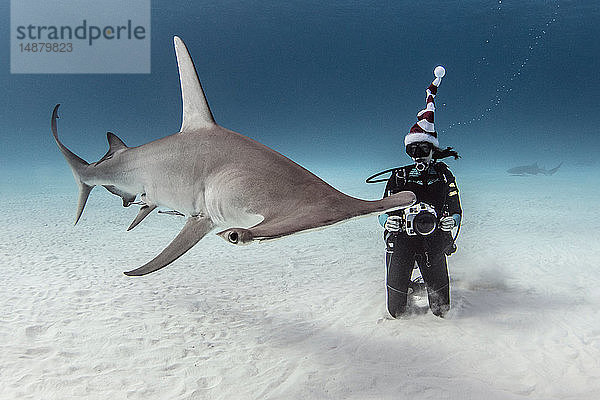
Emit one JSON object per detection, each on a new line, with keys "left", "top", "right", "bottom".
{"left": 403, "top": 202, "right": 437, "bottom": 236}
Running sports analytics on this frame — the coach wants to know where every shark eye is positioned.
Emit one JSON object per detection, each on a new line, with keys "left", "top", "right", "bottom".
{"left": 228, "top": 231, "right": 239, "bottom": 244}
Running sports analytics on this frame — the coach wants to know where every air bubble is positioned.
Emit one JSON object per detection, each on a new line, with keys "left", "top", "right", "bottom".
{"left": 444, "top": 1, "right": 558, "bottom": 133}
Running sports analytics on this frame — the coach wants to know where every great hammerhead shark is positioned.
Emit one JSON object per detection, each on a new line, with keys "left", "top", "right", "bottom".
{"left": 52, "top": 36, "right": 416, "bottom": 276}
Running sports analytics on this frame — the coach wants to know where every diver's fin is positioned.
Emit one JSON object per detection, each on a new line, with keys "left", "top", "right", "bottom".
{"left": 103, "top": 185, "right": 136, "bottom": 207}
{"left": 75, "top": 183, "right": 94, "bottom": 225}
{"left": 127, "top": 204, "right": 157, "bottom": 231}
{"left": 124, "top": 215, "right": 214, "bottom": 276}
{"left": 173, "top": 36, "right": 216, "bottom": 132}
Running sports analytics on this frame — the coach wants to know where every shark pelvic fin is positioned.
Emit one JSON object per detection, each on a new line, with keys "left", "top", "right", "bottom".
{"left": 127, "top": 204, "right": 157, "bottom": 231}
{"left": 103, "top": 185, "right": 136, "bottom": 207}
{"left": 173, "top": 36, "right": 216, "bottom": 132}
{"left": 124, "top": 215, "right": 214, "bottom": 276}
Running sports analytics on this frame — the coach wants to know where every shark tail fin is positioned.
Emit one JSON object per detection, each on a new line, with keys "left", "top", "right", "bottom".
{"left": 51, "top": 104, "right": 95, "bottom": 225}
{"left": 75, "top": 183, "right": 94, "bottom": 225}
{"left": 546, "top": 162, "right": 563, "bottom": 176}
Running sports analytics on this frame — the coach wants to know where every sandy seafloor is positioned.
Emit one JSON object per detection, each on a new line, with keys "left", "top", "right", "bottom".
{"left": 1, "top": 166, "right": 600, "bottom": 400}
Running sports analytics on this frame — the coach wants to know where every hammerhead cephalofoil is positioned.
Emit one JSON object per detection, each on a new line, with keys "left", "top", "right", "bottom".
{"left": 52, "top": 37, "right": 416, "bottom": 276}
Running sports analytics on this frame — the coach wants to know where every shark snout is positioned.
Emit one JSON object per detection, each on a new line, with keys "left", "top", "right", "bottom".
{"left": 217, "top": 228, "right": 253, "bottom": 245}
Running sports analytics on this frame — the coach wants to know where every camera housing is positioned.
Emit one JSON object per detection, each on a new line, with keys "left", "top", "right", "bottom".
{"left": 403, "top": 202, "right": 438, "bottom": 236}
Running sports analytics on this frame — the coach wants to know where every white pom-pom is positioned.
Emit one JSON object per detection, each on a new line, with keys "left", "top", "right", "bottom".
{"left": 434, "top": 66, "right": 446, "bottom": 78}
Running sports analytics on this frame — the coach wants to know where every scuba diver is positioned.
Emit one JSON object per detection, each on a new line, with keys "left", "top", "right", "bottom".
{"left": 371, "top": 66, "right": 462, "bottom": 318}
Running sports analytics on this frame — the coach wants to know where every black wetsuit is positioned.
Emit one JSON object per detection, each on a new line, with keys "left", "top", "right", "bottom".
{"left": 383, "top": 161, "right": 462, "bottom": 317}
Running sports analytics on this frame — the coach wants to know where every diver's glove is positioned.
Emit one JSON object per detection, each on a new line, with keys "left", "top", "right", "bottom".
{"left": 440, "top": 214, "right": 461, "bottom": 231}
{"left": 384, "top": 216, "right": 402, "bottom": 232}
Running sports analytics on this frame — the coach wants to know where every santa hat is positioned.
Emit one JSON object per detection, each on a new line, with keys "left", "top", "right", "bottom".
{"left": 404, "top": 66, "right": 446, "bottom": 148}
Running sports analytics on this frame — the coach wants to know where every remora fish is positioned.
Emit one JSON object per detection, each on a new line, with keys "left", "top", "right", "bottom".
{"left": 507, "top": 162, "right": 562, "bottom": 176}
{"left": 52, "top": 36, "right": 416, "bottom": 276}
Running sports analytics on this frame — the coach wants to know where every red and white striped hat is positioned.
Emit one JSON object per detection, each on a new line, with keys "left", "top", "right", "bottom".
{"left": 404, "top": 66, "right": 446, "bottom": 148}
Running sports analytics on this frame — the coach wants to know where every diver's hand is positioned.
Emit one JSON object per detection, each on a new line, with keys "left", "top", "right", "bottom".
{"left": 440, "top": 216, "right": 457, "bottom": 231}
{"left": 384, "top": 216, "right": 402, "bottom": 232}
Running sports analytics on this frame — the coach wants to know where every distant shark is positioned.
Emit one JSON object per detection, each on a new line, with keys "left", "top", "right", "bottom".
{"left": 507, "top": 162, "right": 562, "bottom": 176}
{"left": 52, "top": 36, "right": 416, "bottom": 277}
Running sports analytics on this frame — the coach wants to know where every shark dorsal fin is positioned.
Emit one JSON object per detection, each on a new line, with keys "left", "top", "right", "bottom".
{"left": 96, "top": 132, "right": 128, "bottom": 165}
{"left": 107, "top": 132, "right": 127, "bottom": 153}
{"left": 174, "top": 36, "right": 216, "bottom": 132}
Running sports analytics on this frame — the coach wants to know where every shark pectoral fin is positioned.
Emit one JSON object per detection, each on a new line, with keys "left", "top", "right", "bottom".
{"left": 127, "top": 204, "right": 157, "bottom": 231}
{"left": 124, "top": 215, "right": 214, "bottom": 276}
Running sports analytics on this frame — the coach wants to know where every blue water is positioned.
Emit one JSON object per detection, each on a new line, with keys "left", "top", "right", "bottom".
{"left": 0, "top": 0, "right": 598, "bottom": 184}
{"left": 2, "top": 3, "right": 600, "bottom": 397}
